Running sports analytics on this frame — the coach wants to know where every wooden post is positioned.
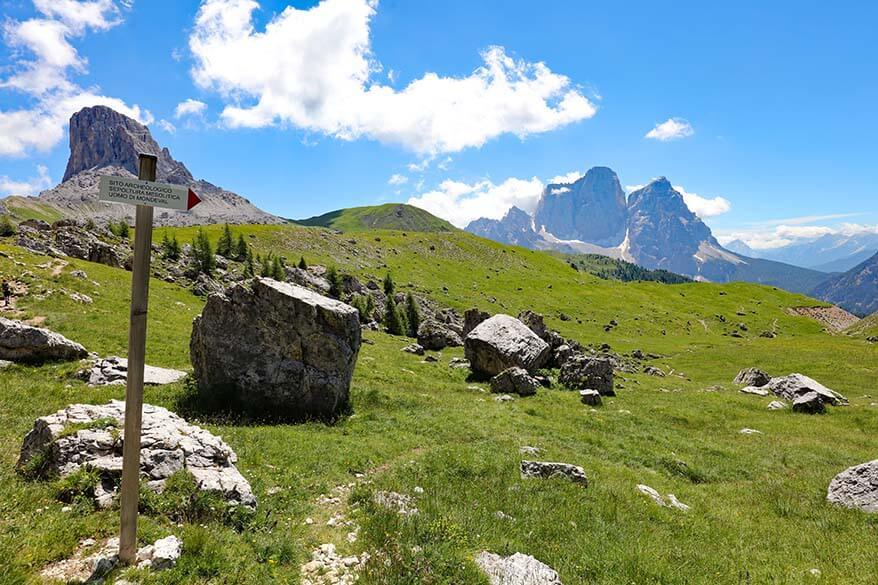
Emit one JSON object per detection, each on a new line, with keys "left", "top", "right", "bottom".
{"left": 118, "top": 154, "right": 157, "bottom": 564}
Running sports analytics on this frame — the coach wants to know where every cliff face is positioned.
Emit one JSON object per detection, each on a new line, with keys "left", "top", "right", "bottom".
{"left": 533, "top": 167, "right": 628, "bottom": 246}
{"left": 41, "top": 106, "right": 282, "bottom": 227}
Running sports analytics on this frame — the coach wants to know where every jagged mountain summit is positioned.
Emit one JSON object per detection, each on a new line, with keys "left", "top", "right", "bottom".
{"left": 466, "top": 169, "right": 828, "bottom": 293}
{"left": 812, "top": 251, "right": 878, "bottom": 316}
{"left": 31, "top": 106, "right": 282, "bottom": 227}
{"left": 533, "top": 167, "right": 628, "bottom": 246}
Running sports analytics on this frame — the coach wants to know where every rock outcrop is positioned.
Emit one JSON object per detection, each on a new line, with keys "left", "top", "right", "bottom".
{"left": 558, "top": 355, "right": 614, "bottom": 395}
{"left": 190, "top": 278, "right": 361, "bottom": 419}
{"left": 0, "top": 317, "right": 87, "bottom": 362}
{"left": 766, "top": 373, "right": 848, "bottom": 406}
{"left": 490, "top": 367, "right": 540, "bottom": 397}
{"left": 17, "top": 401, "right": 256, "bottom": 509}
{"left": 827, "top": 460, "right": 878, "bottom": 513}
{"left": 520, "top": 461, "right": 588, "bottom": 486}
{"left": 417, "top": 319, "right": 463, "bottom": 350}
{"left": 733, "top": 367, "right": 771, "bottom": 387}
{"left": 475, "top": 551, "right": 563, "bottom": 585}
{"left": 465, "top": 315, "right": 550, "bottom": 377}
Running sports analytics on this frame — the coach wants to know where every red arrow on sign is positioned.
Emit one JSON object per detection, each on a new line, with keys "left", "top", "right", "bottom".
{"left": 187, "top": 189, "right": 202, "bottom": 211}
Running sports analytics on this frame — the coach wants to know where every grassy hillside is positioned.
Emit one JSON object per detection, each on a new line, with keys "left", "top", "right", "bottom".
{"left": 0, "top": 196, "right": 65, "bottom": 223}
{"left": 846, "top": 312, "right": 878, "bottom": 338}
{"left": 566, "top": 253, "right": 691, "bottom": 284}
{"left": 296, "top": 203, "right": 456, "bottom": 233}
{"left": 1, "top": 224, "right": 877, "bottom": 584}
{"left": 729, "top": 255, "right": 830, "bottom": 295}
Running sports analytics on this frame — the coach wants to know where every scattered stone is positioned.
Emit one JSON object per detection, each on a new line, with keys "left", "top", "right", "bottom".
{"left": 767, "top": 400, "right": 786, "bottom": 410}
{"left": 739, "top": 428, "right": 762, "bottom": 435}
{"left": 373, "top": 491, "right": 418, "bottom": 516}
{"left": 494, "top": 510, "right": 515, "bottom": 521}
{"left": 520, "top": 461, "right": 587, "bottom": 486}
{"left": 78, "top": 356, "right": 187, "bottom": 386}
{"left": 867, "top": 336, "right": 878, "bottom": 343}
{"left": 190, "top": 278, "right": 361, "bottom": 419}
{"left": 519, "top": 446, "right": 541, "bottom": 456}
{"left": 41, "top": 535, "right": 181, "bottom": 583}
{"left": 490, "top": 367, "right": 540, "bottom": 397}
{"left": 827, "top": 459, "right": 878, "bottom": 513}
{"left": 70, "top": 269, "right": 88, "bottom": 279}
{"left": 417, "top": 319, "right": 463, "bottom": 350}
{"left": 17, "top": 400, "right": 256, "bottom": 509}
{"left": 643, "top": 365, "right": 665, "bottom": 377}
{"left": 551, "top": 344, "right": 574, "bottom": 368}
{"left": 0, "top": 317, "right": 88, "bottom": 362}
{"left": 401, "top": 343, "right": 425, "bottom": 355}
{"left": 517, "top": 310, "right": 547, "bottom": 339}
{"left": 792, "top": 392, "right": 825, "bottom": 414}
{"left": 449, "top": 357, "right": 470, "bottom": 369}
{"left": 734, "top": 367, "right": 771, "bottom": 387}
{"left": 0, "top": 359, "right": 12, "bottom": 370}
{"left": 465, "top": 315, "right": 550, "bottom": 376}
{"left": 559, "top": 355, "right": 614, "bottom": 395}
{"left": 68, "top": 292, "right": 93, "bottom": 304}
{"left": 300, "top": 543, "right": 367, "bottom": 585}
{"left": 637, "top": 485, "right": 690, "bottom": 511}
{"left": 631, "top": 349, "right": 645, "bottom": 360}
{"left": 424, "top": 355, "right": 439, "bottom": 363}
{"left": 475, "top": 551, "right": 562, "bottom": 585}
{"left": 740, "top": 386, "right": 770, "bottom": 397}
{"left": 767, "top": 373, "right": 847, "bottom": 406}
{"left": 494, "top": 394, "right": 515, "bottom": 403}
{"left": 579, "top": 389, "right": 602, "bottom": 406}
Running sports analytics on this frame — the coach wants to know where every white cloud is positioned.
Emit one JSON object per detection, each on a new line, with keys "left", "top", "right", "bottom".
{"left": 0, "top": 164, "right": 53, "bottom": 196}
{"left": 407, "top": 176, "right": 544, "bottom": 227}
{"left": 548, "top": 170, "right": 582, "bottom": 184}
{"left": 189, "top": 0, "right": 596, "bottom": 154}
{"left": 624, "top": 184, "right": 644, "bottom": 194}
{"left": 175, "top": 99, "right": 207, "bottom": 119}
{"left": 387, "top": 173, "right": 407, "bottom": 186}
{"left": 716, "top": 221, "right": 878, "bottom": 250}
{"left": 549, "top": 186, "right": 570, "bottom": 195}
{"left": 645, "top": 117, "right": 694, "bottom": 141}
{"left": 0, "top": 1, "right": 147, "bottom": 157}
{"left": 407, "top": 158, "right": 431, "bottom": 173}
{"left": 672, "top": 185, "right": 731, "bottom": 218}
{"left": 158, "top": 119, "right": 177, "bottom": 134}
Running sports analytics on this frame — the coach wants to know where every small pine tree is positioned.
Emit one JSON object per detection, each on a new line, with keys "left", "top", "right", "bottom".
{"left": 326, "top": 266, "right": 342, "bottom": 298}
{"left": 117, "top": 221, "right": 130, "bottom": 239}
{"left": 0, "top": 214, "right": 16, "bottom": 237}
{"left": 243, "top": 247, "right": 255, "bottom": 278}
{"left": 236, "top": 234, "right": 248, "bottom": 261}
{"left": 192, "top": 229, "right": 215, "bottom": 275}
{"left": 217, "top": 224, "right": 234, "bottom": 258}
{"left": 384, "top": 298, "right": 405, "bottom": 336}
{"left": 298, "top": 256, "right": 307, "bottom": 270}
{"left": 383, "top": 272, "right": 395, "bottom": 297}
{"left": 350, "top": 294, "right": 375, "bottom": 323}
{"left": 405, "top": 292, "right": 421, "bottom": 337}
{"left": 271, "top": 256, "right": 285, "bottom": 280}
{"left": 164, "top": 233, "right": 181, "bottom": 261}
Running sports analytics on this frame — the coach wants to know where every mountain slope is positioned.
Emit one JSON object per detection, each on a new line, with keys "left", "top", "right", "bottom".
{"left": 756, "top": 232, "right": 878, "bottom": 272}
{"left": 812, "top": 251, "right": 878, "bottom": 316}
{"left": 8, "top": 106, "right": 282, "bottom": 227}
{"left": 297, "top": 203, "right": 455, "bottom": 232}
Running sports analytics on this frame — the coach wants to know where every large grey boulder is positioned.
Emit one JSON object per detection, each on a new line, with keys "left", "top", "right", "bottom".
{"left": 17, "top": 401, "right": 255, "bottom": 509}
{"left": 559, "top": 355, "right": 614, "bottom": 395}
{"left": 0, "top": 317, "right": 87, "bottom": 362}
{"left": 475, "top": 551, "right": 563, "bottom": 585}
{"left": 465, "top": 315, "right": 550, "bottom": 377}
{"left": 792, "top": 392, "right": 825, "bottom": 414}
{"left": 733, "top": 367, "right": 771, "bottom": 387}
{"left": 463, "top": 308, "right": 490, "bottom": 337}
{"left": 767, "top": 373, "right": 848, "bottom": 406}
{"left": 827, "top": 460, "right": 878, "bottom": 513}
{"left": 417, "top": 319, "right": 463, "bottom": 350}
{"left": 190, "top": 278, "right": 361, "bottom": 419}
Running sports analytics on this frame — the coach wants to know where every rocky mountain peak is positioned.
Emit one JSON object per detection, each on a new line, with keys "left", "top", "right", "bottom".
{"left": 533, "top": 166, "right": 628, "bottom": 246}
{"left": 63, "top": 106, "right": 193, "bottom": 184}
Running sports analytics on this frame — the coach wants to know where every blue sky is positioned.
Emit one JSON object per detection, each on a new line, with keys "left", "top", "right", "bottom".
{"left": 1, "top": 0, "right": 876, "bottom": 249}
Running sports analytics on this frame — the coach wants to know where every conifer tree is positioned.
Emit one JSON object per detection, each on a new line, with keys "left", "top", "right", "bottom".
{"left": 192, "top": 229, "right": 215, "bottom": 275}
{"left": 383, "top": 272, "right": 395, "bottom": 297}
{"left": 327, "top": 266, "right": 342, "bottom": 298}
{"left": 405, "top": 292, "right": 421, "bottom": 337}
{"left": 236, "top": 234, "right": 249, "bottom": 261}
{"left": 298, "top": 256, "right": 308, "bottom": 270}
{"left": 217, "top": 223, "right": 234, "bottom": 258}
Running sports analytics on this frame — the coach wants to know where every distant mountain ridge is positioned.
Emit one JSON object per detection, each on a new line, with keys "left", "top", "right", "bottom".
{"left": 297, "top": 204, "right": 455, "bottom": 232}
{"left": 7, "top": 106, "right": 282, "bottom": 227}
{"left": 741, "top": 232, "right": 878, "bottom": 273}
{"left": 812, "top": 251, "right": 878, "bottom": 316}
{"left": 465, "top": 167, "right": 829, "bottom": 294}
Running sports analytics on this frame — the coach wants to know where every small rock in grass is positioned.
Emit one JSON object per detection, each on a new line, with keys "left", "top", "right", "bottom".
{"left": 520, "top": 460, "right": 587, "bottom": 486}
{"left": 827, "top": 459, "right": 878, "bottom": 513}
{"left": 519, "top": 445, "right": 541, "bottom": 456}
{"left": 733, "top": 367, "right": 771, "bottom": 387}
{"left": 792, "top": 392, "right": 825, "bottom": 414}
{"left": 767, "top": 400, "right": 786, "bottom": 410}
{"left": 579, "top": 389, "right": 602, "bottom": 406}
{"left": 491, "top": 367, "right": 540, "bottom": 397}
{"left": 740, "top": 386, "right": 770, "bottom": 397}
{"left": 643, "top": 365, "right": 665, "bottom": 377}
{"left": 475, "top": 551, "right": 562, "bottom": 585}
{"left": 374, "top": 491, "right": 418, "bottom": 516}
{"left": 739, "top": 428, "right": 762, "bottom": 435}
{"left": 401, "top": 343, "right": 425, "bottom": 355}
{"left": 494, "top": 394, "right": 515, "bottom": 402}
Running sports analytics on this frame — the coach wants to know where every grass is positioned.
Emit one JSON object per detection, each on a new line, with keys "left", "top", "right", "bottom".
{"left": 1, "top": 224, "right": 877, "bottom": 584}
{"left": 295, "top": 203, "right": 456, "bottom": 233}
{"left": 0, "top": 197, "right": 65, "bottom": 223}
{"left": 845, "top": 312, "right": 878, "bottom": 338}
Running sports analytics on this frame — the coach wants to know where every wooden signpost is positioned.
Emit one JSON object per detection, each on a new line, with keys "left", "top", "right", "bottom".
{"left": 100, "top": 154, "right": 202, "bottom": 564}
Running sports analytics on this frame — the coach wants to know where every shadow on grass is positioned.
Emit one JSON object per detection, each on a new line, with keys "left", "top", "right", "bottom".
{"left": 173, "top": 377, "right": 351, "bottom": 427}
